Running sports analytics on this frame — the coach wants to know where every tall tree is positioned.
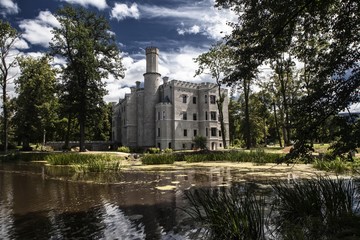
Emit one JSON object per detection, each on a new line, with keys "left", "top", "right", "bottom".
{"left": 50, "top": 6, "right": 125, "bottom": 151}
{"left": 216, "top": 0, "right": 360, "bottom": 157}
{"left": 13, "top": 55, "right": 58, "bottom": 150}
{"left": 194, "top": 43, "right": 231, "bottom": 149}
{"left": 0, "top": 20, "right": 20, "bottom": 153}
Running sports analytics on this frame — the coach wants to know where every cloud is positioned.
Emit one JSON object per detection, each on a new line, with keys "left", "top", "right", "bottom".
{"left": 177, "top": 24, "right": 201, "bottom": 35}
{"left": 19, "top": 10, "right": 60, "bottom": 48}
{"left": 110, "top": 3, "right": 139, "bottom": 21}
{"left": 57, "top": 0, "right": 108, "bottom": 10}
{"left": 0, "top": 0, "right": 19, "bottom": 15}
{"left": 136, "top": 1, "right": 236, "bottom": 40}
{"left": 104, "top": 46, "right": 215, "bottom": 102}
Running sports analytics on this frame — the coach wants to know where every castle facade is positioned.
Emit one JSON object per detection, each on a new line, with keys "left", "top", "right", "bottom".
{"left": 112, "top": 47, "right": 229, "bottom": 150}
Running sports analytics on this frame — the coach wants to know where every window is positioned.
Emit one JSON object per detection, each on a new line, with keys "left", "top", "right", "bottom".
{"left": 182, "top": 95, "right": 187, "bottom": 103}
{"left": 184, "top": 129, "right": 188, "bottom": 137}
{"left": 157, "top": 143, "right": 161, "bottom": 148}
{"left": 219, "top": 130, "right": 222, "bottom": 137}
{"left": 205, "top": 95, "right": 208, "bottom": 103}
{"left": 210, "top": 111, "right": 217, "bottom": 120}
{"left": 182, "top": 112, "right": 187, "bottom": 120}
{"left": 157, "top": 111, "right": 160, "bottom": 120}
{"left": 211, "top": 128, "right": 217, "bottom": 137}
{"left": 168, "top": 142, "right": 172, "bottom": 149}
{"left": 193, "top": 113, "right": 197, "bottom": 120}
{"left": 205, "top": 111, "right": 208, "bottom": 120}
{"left": 157, "top": 128, "right": 160, "bottom": 137}
{"left": 193, "top": 96, "right": 197, "bottom": 104}
{"left": 194, "top": 129, "right": 197, "bottom": 136}
{"left": 206, "top": 128, "right": 208, "bottom": 136}
{"left": 162, "top": 111, "right": 166, "bottom": 119}
{"left": 182, "top": 143, "right": 186, "bottom": 149}
{"left": 210, "top": 95, "right": 216, "bottom": 104}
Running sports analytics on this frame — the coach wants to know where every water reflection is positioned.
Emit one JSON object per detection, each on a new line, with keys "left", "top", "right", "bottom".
{"left": 0, "top": 161, "right": 337, "bottom": 239}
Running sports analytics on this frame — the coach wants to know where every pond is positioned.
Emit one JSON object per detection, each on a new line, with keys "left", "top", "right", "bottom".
{"left": 0, "top": 161, "right": 352, "bottom": 239}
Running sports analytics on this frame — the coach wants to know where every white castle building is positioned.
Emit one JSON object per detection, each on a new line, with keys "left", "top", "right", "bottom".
{"left": 112, "top": 47, "right": 230, "bottom": 150}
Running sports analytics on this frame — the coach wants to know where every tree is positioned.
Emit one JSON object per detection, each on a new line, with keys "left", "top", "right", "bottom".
{"left": 50, "top": 6, "right": 125, "bottom": 151}
{"left": 194, "top": 43, "right": 231, "bottom": 149}
{"left": 13, "top": 55, "right": 58, "bottom": 150}
{"left": 0, "top": 20, "right": 20, "bottom": 153}
{"left": 215, "top": 0, "right": 360, "bottom": 157}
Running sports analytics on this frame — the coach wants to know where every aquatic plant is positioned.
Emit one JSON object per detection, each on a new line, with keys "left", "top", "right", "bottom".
{"left": 141, "top": 154, "right": 176, "bottom": 164}
{"left": 271, "top": 177, "right": 360, "bottom": 239}
{"left": 46, "top": 153, "right": 122, "bottom": 172}
{"left": 313, "top": 157, "right": 351, "bottom": 174}
{"left": 183, "top": 186, "right": 266, "bottom": 240}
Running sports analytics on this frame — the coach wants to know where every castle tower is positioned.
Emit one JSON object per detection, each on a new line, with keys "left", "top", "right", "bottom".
{"left": 143, "top": 47, "right": 161, "bottom": 147}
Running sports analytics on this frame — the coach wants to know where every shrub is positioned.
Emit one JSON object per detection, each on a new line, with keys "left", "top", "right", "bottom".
{"left": 147, "top": 147, "right": 160, "bottom": 154}
{"left": 313, "top": 157, "right": 350, "bottom": 174}
{"left": 117, "top": 146, "right": 130, "bottom": 153}
{"left": 193, "top": 135, "right": 207, "bottom": 150}
{"left": 141, "top": 154, "right": 175, "bottom": 164}
{"left": 164, "top": 148, "right": 173, "bottom": 153}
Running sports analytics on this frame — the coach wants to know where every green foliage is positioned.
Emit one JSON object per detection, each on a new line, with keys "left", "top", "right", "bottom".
{"left": 0, "top": 152, "right": 53, "bottom": 162}
{"left": 313, "top": 157, "right": 355, "bottom": 174}
{"left": 163, "top": 148, "right": 173, "bottom": 153}
{"left": 50, "top": 6, "right": 124, "bottom": 151}
{"left": 117, "top": 146, "right": 130, "bottom": 153}
{"left": 192, "top": 135, "right": 207, "bottom": 150}
{"left": 184, "top": 150, "right": 281, "bottom": 164}
{"left": 141, "top": 154, "right": 175, "bottom": 165}
{"left": 146, "top": 147, "right": 160, "bottom": 154}
{"left": 46, "top": 153, "right": 121, "bottom": 172}
{"left": 183, "top": 186, "right": 265, "bottom": 240}
{"left": 13, "top": 55, "right": 58, "bottom": 149}
{"left": 0, "top": 20, "right": 20, "bottom": 153}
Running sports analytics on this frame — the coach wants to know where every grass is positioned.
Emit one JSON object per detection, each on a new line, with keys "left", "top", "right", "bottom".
{"left": 313, "top": 157, "right": 360, "bottom": 174}
{"left": 271, "top": 177, "right": 360, "bottom": 239}
{"left": 46, "top": 153, "right": 122, "bottom": 172}
{"left": 183, "top": 186, "right": 265, "bottom": 240}
{"left": 0, "top": 152, "right": 53, "bottom": 162}
{"left": 183, "top": 177, "right": 360, "bottom": 240}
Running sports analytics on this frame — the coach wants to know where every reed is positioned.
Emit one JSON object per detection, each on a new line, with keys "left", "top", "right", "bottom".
{"left": 141, "top": 154, "right": 176, "bottom": 164}
{"left": 183, "top": 186, "right": 266, "bottom": 240}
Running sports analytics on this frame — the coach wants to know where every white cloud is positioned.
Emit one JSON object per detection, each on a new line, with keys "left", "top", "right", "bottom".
{"left": 136, "top": 1, "right": 236, "bottom": 40}
{"left": 19, "top": 10, "right": 60, "bottom": 48}
{"left": 58, "top": 0, "right": 108, "bottom": 10}
{"left": 177, "top": 24, "right": 201, "bottom": 35}
{"left": 13, "top": 38, "right": 29, "bottom": 50}
{"left": 0, "top": 0, "right": 19, "bottom": 15}
{"left": 111, "top": 3, "right": 140, "bottom": 21}
{"left": 104, "top": 46, "right": 215, "bottom": 102}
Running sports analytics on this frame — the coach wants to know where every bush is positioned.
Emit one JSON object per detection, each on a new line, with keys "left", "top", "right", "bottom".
{"left": 146, "top": 147, "right": 160, "bottom": 154}
{"left": 141, "top": 154, "right": 175, "bottom": 164}
{"left": 193, "top": 135, "right": 207, "bottom": 150}
{"left": 164, "top": 148, "right": 173, "bottom": 153}
{"left": 117, "top": 146, "right": 130, "bottom": 153}
{"left": 313, "top": 157, "right": 350, "bottom": 174}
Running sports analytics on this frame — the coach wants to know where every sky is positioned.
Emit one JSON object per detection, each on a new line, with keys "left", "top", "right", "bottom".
{"left": 0, "top": 0, "right": 237, "bottom": 102}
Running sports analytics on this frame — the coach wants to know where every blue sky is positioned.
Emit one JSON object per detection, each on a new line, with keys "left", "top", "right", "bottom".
{"left": 0, "top": 0, "right": 236, "bottom": 102}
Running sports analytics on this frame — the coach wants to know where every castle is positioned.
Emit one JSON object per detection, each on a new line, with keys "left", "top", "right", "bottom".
{"left": 112, "top": 47, "right": 229, "bottom": 150}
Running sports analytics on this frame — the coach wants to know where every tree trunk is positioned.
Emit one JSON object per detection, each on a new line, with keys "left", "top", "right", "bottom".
{"left": 79, "top": 113, "right": 86, "bottom": 152}
{"left": 64, "top": 114, "right": 72, "bottom": 150}
{"left": 217, "top": 85, "right": 227, "bottom": 149}
{"left": 244, "top": 78, "right": 251, "bottom": 149}
{"left": 2, "top": 83, "right": 8, "bottom": 153}
{"left": 273, "top": 102, "right": 283, "bottom": 148}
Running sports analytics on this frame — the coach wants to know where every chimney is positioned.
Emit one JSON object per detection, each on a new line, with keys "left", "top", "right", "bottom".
{"left": 136, "top": 81, "right": 141, "bottom": 89}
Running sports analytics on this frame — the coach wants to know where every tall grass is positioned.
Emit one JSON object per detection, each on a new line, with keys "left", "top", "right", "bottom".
{"left": 183, "top": 177, "right": 360, "bottom": 240}
{"left": 313, "top": 158, "right": 351, "bottom": 174}
{"left": 183, "top": 187, "right": 266, "bottom": 240}
{"left": 46, "top": 153, "right": 122, "bottom": 172}
{"left": 185, "top": 150, "right": 281, "bottom": 164}
{"left": 141, "top": 154, "right": 177, "bottom": 165}
{"left": 0, "top": 152, "right": 53, "bottom": 162}
{"left": 271, "top": 177, "right": 360, "bottom": 239}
